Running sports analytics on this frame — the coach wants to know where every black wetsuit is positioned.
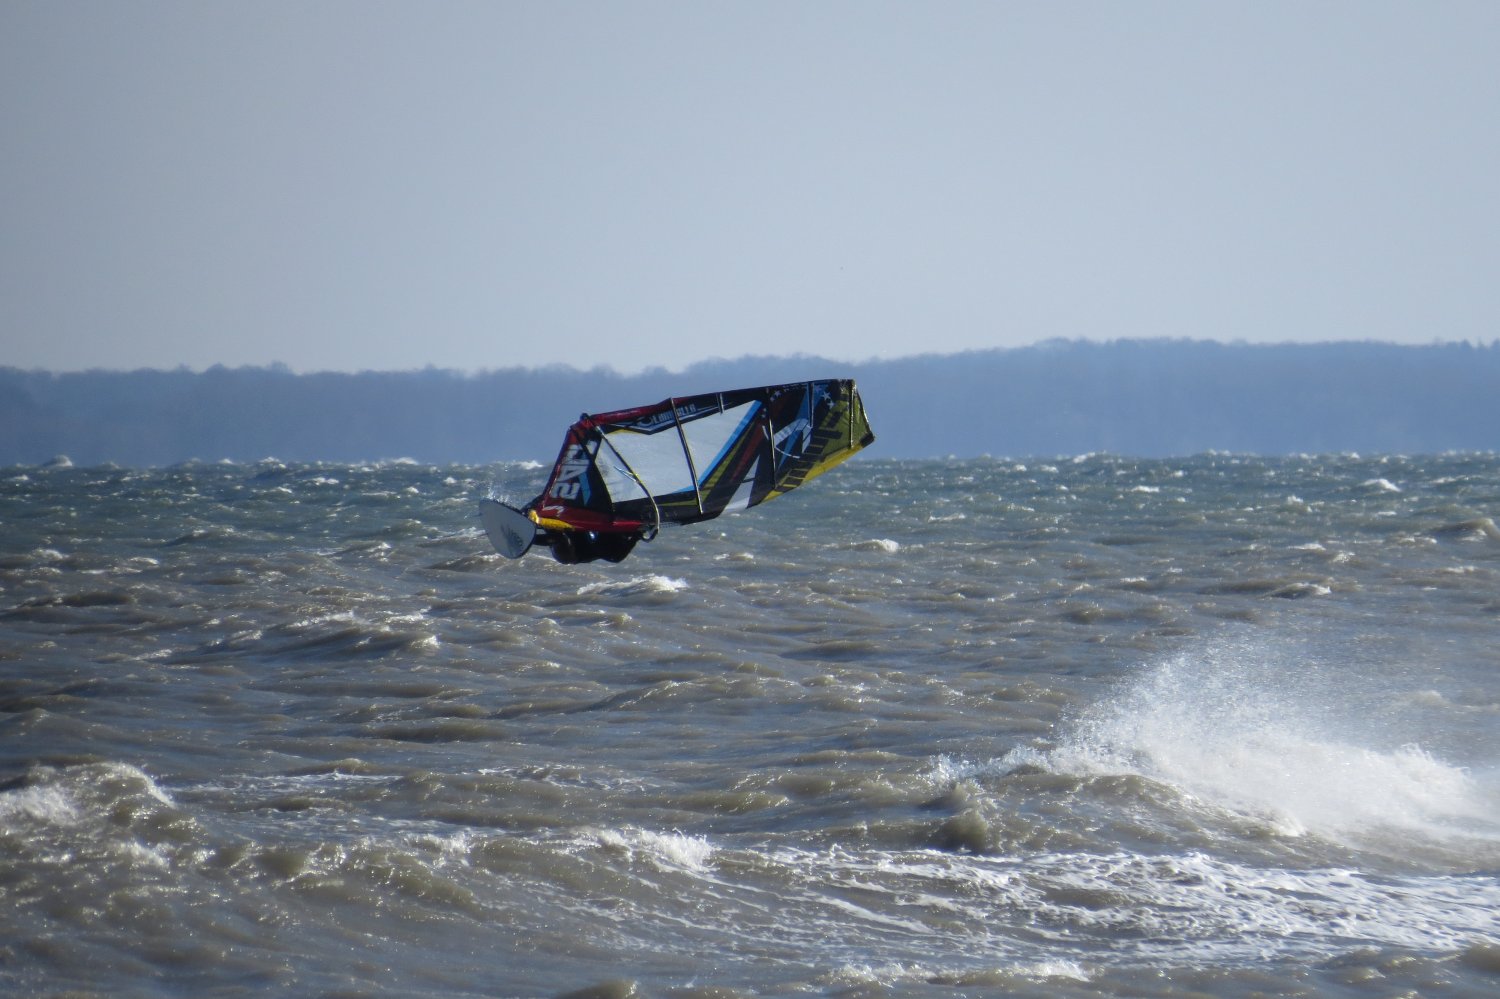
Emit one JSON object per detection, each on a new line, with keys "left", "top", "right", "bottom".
{"left": 547, "top": 530, "right": 639, "bottom": 564}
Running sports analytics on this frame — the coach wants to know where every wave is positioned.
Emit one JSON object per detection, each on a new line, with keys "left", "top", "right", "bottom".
{"left": 1430, "top": 517, "right": 1500, "bottom": 543}
{"left": 576, "top": 575, "right": 688, "bottom": 599}
{"left": 1005, "top": 632, "right": 1500, "bottom": 866}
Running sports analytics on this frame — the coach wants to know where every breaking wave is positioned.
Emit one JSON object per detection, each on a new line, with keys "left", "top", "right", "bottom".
{"left": 1006, "top": 632, "right": 1500, "bottom": 865}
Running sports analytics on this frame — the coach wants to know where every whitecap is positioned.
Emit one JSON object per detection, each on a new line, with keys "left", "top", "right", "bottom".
{"left": 0, "top": 783, "right": 83, "bottom": 827}
{"left": 1015, "top": 959, "right": 1090, "bottom": 982}
{"left": 592, "top": 827, "right": 714, "bottom": 872}
{"left": 1022, "top": 636, "right": 1500, "bottom": 856}
{"left": 576, "top": 575, "right": 687, "bottom": 598}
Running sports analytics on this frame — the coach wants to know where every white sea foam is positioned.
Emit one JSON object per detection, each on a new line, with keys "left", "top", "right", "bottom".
{"left": 1018, "top": 959, "right": 1090, "bottom": 981}
{"left": 1023, "top": 634, "right": 1500, "bottom": 856}
{"left": 0, "top": 783, "right": 84, "bottom": 827}
{"left": 758, "top": 841, "right": 1500, "bottom": 967}
{"left": 576, "top": 575, "right": 687, "bottom": 597}
{"left": 592, "top": 827, "right": 715, "bottom": 872}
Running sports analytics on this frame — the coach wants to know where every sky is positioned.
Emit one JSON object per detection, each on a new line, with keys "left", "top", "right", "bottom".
{"left": 4, "top": 1, "right": 1499, "bottom": 375}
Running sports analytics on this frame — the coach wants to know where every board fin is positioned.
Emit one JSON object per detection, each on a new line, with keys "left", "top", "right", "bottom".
{"left": 480, "top": 499, "right": 538, "bottom": 559}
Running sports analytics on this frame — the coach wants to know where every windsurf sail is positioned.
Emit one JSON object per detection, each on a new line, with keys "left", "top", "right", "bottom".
{"left": 482, "top": 379, "right": 874, "bottom": 563}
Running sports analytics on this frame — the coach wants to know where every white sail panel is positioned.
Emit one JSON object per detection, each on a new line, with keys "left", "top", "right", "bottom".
{"left": 598, "top": 428, "right": 693, "bottom": 500}
{"left": 681, "top": 402, "right": 759, "bottom": 486}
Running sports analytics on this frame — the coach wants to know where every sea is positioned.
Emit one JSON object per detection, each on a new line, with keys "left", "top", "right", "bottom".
{"left": 3, "top": 453, "right": 1498, "bottom": 999}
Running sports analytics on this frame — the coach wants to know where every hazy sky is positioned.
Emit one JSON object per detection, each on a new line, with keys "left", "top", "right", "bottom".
{"left": 4, "top": 2, "right": 1498, "bottom": 374}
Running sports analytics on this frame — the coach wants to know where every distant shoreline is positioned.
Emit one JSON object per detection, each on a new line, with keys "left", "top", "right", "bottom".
{"left": 5, "top": 339, "right": 1498, "bottom": 465}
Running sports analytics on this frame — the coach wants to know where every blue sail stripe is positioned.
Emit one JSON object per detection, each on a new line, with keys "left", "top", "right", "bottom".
{"left": 699, "top": 401, "right": 762, "bottom": 487}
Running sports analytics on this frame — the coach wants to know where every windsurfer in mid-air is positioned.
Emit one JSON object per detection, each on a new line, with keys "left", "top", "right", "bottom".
{"left": 480, "top": 380, "right": 874, "bottom": 565}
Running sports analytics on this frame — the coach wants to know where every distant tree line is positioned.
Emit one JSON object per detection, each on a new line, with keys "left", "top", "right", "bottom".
{"left": 2, "top": 339, "right": 1497, "bottom": 466}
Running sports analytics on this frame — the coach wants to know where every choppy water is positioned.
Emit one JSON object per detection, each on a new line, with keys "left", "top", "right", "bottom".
{"left": 3, "top": 453, "right": 1499, "bottom": 998}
